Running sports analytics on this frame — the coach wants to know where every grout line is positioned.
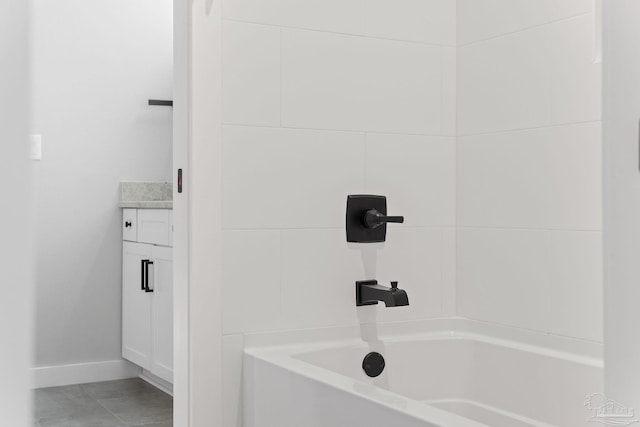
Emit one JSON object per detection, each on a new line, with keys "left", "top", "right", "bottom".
{"left": 279, "top": 28, "right": 283, "bottom": 127}
{"left": 440, "top": 47, "right": 445, "bottom": 135}
{"left": 363, "top": 132, "right": 368, "bottom": 192}
{"left": 457, "top": 11, "right": 592, "bottom": 48}
{"left": 222, "top": 122, "right": 455, "bottom": 138}
{"left": 222, "top": 18, "right": 456, "bottom": 48}
{"left": 278, "top": 229, "right": 284, "bottom": 329}
{"left": 458, "top": 225, "right": 602, "bottom": 233}
{"left": 440, "top": 228, "right": 446, "bottom": 315}
{"left": 458, "top": 119, "right": 602, "bottom": 138}
{"left": 93, "top": 397, "right": 131, "bottom": 426}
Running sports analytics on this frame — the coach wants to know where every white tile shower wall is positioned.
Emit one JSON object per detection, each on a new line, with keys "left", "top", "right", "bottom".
{"left": 281, "top": 29, "right": 444, "bottom": 134}
{"left": 458, "top": 14, "right": 600, "bottom": 136}
{"left": 221, "top": 0, "right": 456, "bottom": 338}
{"left": 548, "top": 231, "right": 603, "bottom": 342}
{"left": 365, "top": 133, "right": 455, "bottom": 227}
{"left": 364, "top": 0, "right": 456, "bottom": 45}
{"left": 221, "top": 0, "right": 457, "bottom": 343}
{"left": 222, "top": 21, "right": 281, "bottom": 126}
{"left": 456, "top": 3, "right": 603, "bottom": 342}
{"left": 458, "top": 228, "right": 552, "bottom": 333}
{"left": 457, "top": 0, "right": 592, "bottom": 45}
{"left": 222, "top": 0, "right": 365, "bottom": 35}
{"left": 222, "top": 125, "right": 365, "bottom": 229}
{"left": 222, "top": 230, "right": 281, "bottom": 334}
{"left": 457, "top": 122, "right": 602, "bottom": 230}
{"left": 458, "top": 25, "right": 552, "bottom": 135}
{"left": 457, "top": 228, "right": 603, "bottom": 342}
{"left": 223, "top": 0, "right": 456, "bottom": 45}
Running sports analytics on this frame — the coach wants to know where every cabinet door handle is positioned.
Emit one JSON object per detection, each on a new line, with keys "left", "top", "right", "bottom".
{"left": 144, "top": 260, "right": 154, "bottom": 293}
{"left": 125, "top": 221, "right": 132, "bottom": 228}
{"left": 141, "top": 260, "right": 148, "bottom": 291}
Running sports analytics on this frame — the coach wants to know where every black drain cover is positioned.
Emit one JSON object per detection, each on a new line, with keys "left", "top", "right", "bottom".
{"left": 362, "top": 352, "right": 385, "bottom": 377}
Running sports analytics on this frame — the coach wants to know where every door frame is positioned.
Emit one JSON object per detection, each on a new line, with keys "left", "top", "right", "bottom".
{"left": 173, "top": 1, "right": 223, "bottom": 425}
{"left": 173, "top": 0, "right": 190, "bottom": 424}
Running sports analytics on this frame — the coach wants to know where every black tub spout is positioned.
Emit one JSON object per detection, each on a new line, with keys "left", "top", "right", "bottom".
{"left": 356, "top": 280, "right": 409, "bottom": 307}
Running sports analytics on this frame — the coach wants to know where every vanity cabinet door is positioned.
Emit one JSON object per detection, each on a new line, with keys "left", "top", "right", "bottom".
{"left": 150, "top": 245, "right": 173, "bottom": 383}
{"left": 122, "top": 241, "right": 153, "bottom": 369}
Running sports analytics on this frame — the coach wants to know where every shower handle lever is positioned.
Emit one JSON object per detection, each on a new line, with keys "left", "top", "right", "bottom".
{"left": 363, "top": 209, "right": 404, "bottom": 229}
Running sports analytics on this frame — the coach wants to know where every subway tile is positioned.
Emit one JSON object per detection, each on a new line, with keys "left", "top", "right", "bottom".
{"left": 375, "top": 228, "right": 444, "bottom": 323}
{"left": 222, "top": 126, "right": 365, "bottom": 229}
{"left": 365, "top": 133, "right": 455, "bottom": 227}
{"left": 550, "top": 15, "right": 602, "bottom": 125}
{"left": 222, "top": 230, "right": 282, "bottom": 334}
{"left": 457, "top": 0, "right": 592, "bottom": 45}
{"left": 458, "top": 122, "right": 602, "bottom": 230}
{"left": 548, "top": 231, "right": 603, "bottom": 342}
{"left": 281, "top": 229, "right": 363, "bottom": 329}
{"left": 223, "top": 334, "right": 245, "bottom": 427}
{"left": 458, "top": 25, "right": 551, "bottom": 135}
{"left": 457, "top": 228, "right": 551, "bottom": 332}
{"left": 281, "top": 29, "right": 442, "bottom": 134}
{"left": 222, "top": 0, "right": 365, "bottom": 35}
{"left": 364, "top": 0, "right": 455, "bottom": 45}
{"left": 222, "top": 21, "right": 280, "bottom": 126}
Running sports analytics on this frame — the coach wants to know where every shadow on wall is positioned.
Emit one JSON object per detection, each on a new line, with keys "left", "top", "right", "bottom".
{"left": 354, "top": 243, "right": 389, "bottom": 389}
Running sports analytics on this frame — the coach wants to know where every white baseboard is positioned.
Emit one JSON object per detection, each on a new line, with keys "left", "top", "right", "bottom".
{"left": 32, "top": 359, "right": 141, "bottom": 389}
{"left": 139, "top": 369, "right": 173, "bottom": 396}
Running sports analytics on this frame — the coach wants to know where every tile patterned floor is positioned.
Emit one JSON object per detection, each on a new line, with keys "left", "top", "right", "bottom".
{"left": 33, "top": 378, "right": 173, "bottom": 427}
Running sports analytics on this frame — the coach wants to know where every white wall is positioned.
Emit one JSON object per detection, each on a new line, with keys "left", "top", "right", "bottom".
{"left": 456, "top": 0, "right": 603, "bottom": 343}
{"left": 603, "top": 0, "right": 640, "bottom": 411}
{"left": 31, "top": 0, "right": 173, "bottom": 373}
{"left": 218, "top": 1, "right": 457, "bottom": 425}
{"left": 0, "top": 0, "right": 33, "bottom": 423}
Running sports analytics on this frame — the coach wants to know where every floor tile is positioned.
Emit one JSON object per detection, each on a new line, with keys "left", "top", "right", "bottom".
{"left": 33, "top": 388, "right": 96, "bottom": 420}
{"left": 38, "top": 403, "right": 124, "bottom": 427}
{"left": 80, "top": 379, "right": 164, "bottom": 400}
{"left": 34, "top": 379, "right": 173, "bottom": 427}
{"left": 97, "top": 392, "right": 173, "bottom": 425}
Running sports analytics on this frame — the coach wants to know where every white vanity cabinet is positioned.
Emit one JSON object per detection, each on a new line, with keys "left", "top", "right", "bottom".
{"left": 122, "top": 208, "right": 173, "bottom": 384}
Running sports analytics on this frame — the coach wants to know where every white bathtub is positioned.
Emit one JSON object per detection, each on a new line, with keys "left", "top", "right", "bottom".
{"left": 243, "top": 319, "right": 603, "bottom": 427}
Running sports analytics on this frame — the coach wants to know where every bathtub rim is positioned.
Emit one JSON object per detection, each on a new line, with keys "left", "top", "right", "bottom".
{"left": 244, "top": 317, "right": 603, "bottom": 361}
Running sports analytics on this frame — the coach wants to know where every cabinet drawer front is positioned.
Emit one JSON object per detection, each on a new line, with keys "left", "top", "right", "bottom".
{"left": 138, "top": 209, "right": 171, "bottom": 246}
{"left": 122, "top": 209, "right": 137, "bottom": 241}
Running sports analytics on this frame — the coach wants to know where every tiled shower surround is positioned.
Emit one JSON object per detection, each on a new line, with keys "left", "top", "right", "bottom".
{"left": 218, "top": 0, "right": 601, "bottom": 425}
